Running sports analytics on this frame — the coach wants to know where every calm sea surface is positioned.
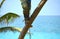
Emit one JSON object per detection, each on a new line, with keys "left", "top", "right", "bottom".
{"left": 0, "top": 16, "right": 60, "bottom": 39}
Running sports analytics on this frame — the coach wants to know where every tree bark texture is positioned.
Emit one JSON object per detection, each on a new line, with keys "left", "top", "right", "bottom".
{"left": 18, "top": 0, "right": 47, "bottom": 39}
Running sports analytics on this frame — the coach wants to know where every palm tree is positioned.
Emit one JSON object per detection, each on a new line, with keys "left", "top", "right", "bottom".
{"left": 19, "top": 0, "right": 47, "bottom": 39}
{"left": 0, "top": 0, "right": 32, "bottom": 38}
{"left": 0, "top": 12, "right": 31, "bottom": 39}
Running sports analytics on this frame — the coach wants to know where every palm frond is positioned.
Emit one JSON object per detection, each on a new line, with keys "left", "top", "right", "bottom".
{"left": 0, "top": 12, "right": 20, "bottom": 23}
{"left": 0, "top": 26, "right": 22, "bottom": 32}
{"left": 0, "top": 26, "right": 30, "bottom": 34}
{"left": 0, "top": 0, "right": 5, "bottom": 8}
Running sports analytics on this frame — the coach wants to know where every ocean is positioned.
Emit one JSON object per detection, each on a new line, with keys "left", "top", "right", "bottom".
{"left": 0, "top": 16, "right": 60, "bottom": 39}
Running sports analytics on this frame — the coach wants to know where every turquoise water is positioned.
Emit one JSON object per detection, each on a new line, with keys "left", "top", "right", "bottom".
{"left": 0, "top": 16, "right": 60, "bottom": 39}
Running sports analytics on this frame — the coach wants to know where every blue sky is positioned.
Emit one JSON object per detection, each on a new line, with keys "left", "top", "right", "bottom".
{"left": 0, "top": 0, "right": 60, "bottom": 16}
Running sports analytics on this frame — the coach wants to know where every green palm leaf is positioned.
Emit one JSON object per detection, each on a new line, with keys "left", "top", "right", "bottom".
{"left": 0, "top": 12, "right": 20, "bottom": 23}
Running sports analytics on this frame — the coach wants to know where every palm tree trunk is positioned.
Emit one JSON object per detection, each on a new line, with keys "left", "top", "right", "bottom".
{"left": 29, "top": 0, "right": 47, "bottom": 24}
{"left": 18, "top": 0, "right": 47, "bottom": 39}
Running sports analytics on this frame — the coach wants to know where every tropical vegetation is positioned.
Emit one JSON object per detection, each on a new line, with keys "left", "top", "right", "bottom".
{"left": 0, "top": 0, "right": 47, "bottom": 39}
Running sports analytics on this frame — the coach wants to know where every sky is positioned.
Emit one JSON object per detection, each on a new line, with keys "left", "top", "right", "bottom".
{"left": 0, "top": 0, "right": 60, "bottom": 16}
{"left": 0, "top": 0, "right": 60, "bottom": 39}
